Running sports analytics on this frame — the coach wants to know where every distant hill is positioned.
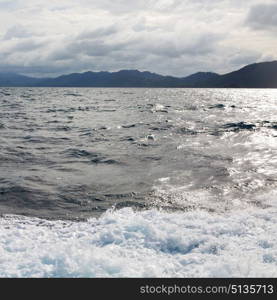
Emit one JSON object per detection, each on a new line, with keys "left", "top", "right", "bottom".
{"left": 181, "top": 72, "right": 220, "bottom": 87}
{"left": 0, "top": 73, "right": 45, "bottom": 87}
{"left": 203, "top": 61, "right": 277, "bottom": 88}
{"left": 38, "top": 70, "right": 182, "bottom": 87}
{"left": 0, "top": 61, "right": 277, "bottom": 88}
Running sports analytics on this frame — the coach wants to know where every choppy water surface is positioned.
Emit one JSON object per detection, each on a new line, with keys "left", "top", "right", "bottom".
{"left": 0, "top": 88, "right": 276, "bottom": 220}
{"left": 1, "top": 87, "right": 277, "bottom": 278}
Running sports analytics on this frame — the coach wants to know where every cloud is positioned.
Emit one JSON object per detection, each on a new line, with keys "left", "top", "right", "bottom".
{"left": 3, "top": 26, "right": 32, "bottom": 40}
{"left": 0, "top": 0, "right": 276, "bottom": 77}
{"left": 77, "top": 25, "right": 119, "bottom": 40}
{"left": 246, "top": 3, "right": 277, "bottom": 31}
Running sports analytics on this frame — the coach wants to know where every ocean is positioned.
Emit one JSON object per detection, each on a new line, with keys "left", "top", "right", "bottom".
{"left": 0, "top": 87, "right": 276, "bottom": 277}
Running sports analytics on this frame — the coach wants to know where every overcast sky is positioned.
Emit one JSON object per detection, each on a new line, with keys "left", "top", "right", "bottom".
{"left": 0, "top": 0, "right": 276, "bottom": 77}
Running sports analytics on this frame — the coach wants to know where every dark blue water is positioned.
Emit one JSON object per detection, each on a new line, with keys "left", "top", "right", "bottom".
{"left": 0, "top": 87, "right": 276, "bottom": 220}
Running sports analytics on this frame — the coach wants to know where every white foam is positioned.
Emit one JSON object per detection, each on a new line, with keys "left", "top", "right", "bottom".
{"left": 151, "top": 103, "right": 167, "bottom": 112}
{"left": 0, "top": 207, "right": 277, "bottom": 278}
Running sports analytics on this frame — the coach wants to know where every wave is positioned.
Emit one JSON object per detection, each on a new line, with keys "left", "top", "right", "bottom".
{"left": 0, "top": 207, "right": 276, "bottom": 277}
{"left": 63, "top": 148, "right": 123, "bottom": 165}
{"left": 223, "top": 122, "right": 256, "bottom": 131}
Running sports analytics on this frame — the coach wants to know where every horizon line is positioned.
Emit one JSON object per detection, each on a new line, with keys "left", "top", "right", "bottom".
{"left": 1, "top": 60, "right": 277, "bottom": 80}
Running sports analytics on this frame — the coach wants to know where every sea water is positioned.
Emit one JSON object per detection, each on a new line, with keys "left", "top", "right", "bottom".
{"left": 0, "top": 88, "right": 276, "bottom": 277}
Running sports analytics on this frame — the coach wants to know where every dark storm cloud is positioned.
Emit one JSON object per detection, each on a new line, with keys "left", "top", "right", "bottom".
{"left": 49, "top": 35, "right": 133, "bottom": 62}
{"left": 9, "top": 39, "right": 45, "bottom": 52}
{"left": 77, "top": 25, "right": 120, "bottom": 40}
{"left": 68, "top": 39, "right": 127, "bottom": 57}
{"left": 136, "top": 33, "right": 221, "bottom": 59}
{"left": 246, "top": 3, "right": 277, "bottom": 31}
{"left": 3, "top": 26, "right": 31, "bottom": 40}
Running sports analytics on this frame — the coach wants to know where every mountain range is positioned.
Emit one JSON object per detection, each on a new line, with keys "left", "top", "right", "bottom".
{"left": 0, "top": 61, "right": 277, "bottom": 88}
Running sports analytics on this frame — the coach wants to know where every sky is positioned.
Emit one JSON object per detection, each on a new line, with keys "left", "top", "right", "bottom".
{"left": 0, "top": 0, "right": 276, "bottom": 77}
